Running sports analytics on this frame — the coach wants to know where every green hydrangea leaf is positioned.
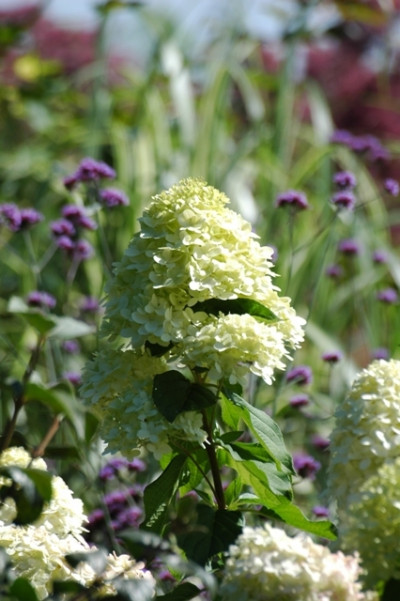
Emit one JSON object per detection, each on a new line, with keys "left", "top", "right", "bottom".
{"left": 177, "top": 504, "right": 243, "bottom": 566}
{"left": 143, "top": 454, "right": 187, "bottom": 533}
{"left": 153, "top": 371, "right": 217, "bottom": 423}
{"left": 155, "top": 582, "right": 202, "bottom": 601}
{"left": 191, "top": 297, "right": 278, "bottom": 322}
{"left": 221, "top": 391, "right": 294, "bottom": 475}
{"left": 0, "top": 466, "right": 52, "bottom": 525}
{"left": 9, "top": 578, "right": 40, "bottom": 601}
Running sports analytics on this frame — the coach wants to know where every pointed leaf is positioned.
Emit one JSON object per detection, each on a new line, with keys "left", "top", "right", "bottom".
{"left": 144, "top": 454, "right": 187, "bottom": 532}
{"left": 191, "top": 297, "right": 278, "bottom": 322}
{"left": 221, "top": 392, "right": 294, "bottom": 474}
{"left": 153, "top": 371, "right": 191, "bottom": 422}
{"left": 177, "top": 504, "right": 243, "bottom": 565}
{"left": 0, "top": 466, "right": 52, "bottom": 525}
{"left": 48, "top": 316, "right": 95, "bottom": 339}
{"left": 9, "top": 578, "right": 40, "bottom": 601}
{"left": 155, "top": 582, "right": 202, "bottom": 601}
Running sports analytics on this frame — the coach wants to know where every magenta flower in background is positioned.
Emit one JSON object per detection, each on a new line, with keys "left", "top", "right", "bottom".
{"left": 372, "top": 249, "right": 388, "bottom": 264}
{"left": 293, "top": 453, "right": 321, "bottom": 479}
{"left": 63, "top": 157, "right": 116, "bottom": 189}
{"left": 331, "top": 130, "right": 390, "bottom": 161}
{"left": 275, "top": 189, "right": 309, "bottom": 210}
{"left": 311, "top": 434, "right": 330, "bottom": 451}
{"left": 384, "top": 178, "right": 399, "bottom": 196}
{"left": 0, "top": 203, "right": 21, "bottom": 231}
{"left": 99, "top": 188, "right": 129, "bottom": 208}
{"left": 337, "top": 238, "right": 360, "bottom": 256}
{"left": 51, "top": 218, "right": 76, "bottom": 237}
{"left": 27, "top": 290, "right": 56, "bottom": 310}
{"left": 371, "top": 347, "right": 389, "bottom": 360}
{"left": 0, "top": 204, "right": 42, "bottom": 232}
{"left": 62, "top": 340, "right": 80, "bottom": 354}
{"left": 376, "top": 287, "right": 398, "bottom": 304}
{"left": 325, "top": 264, "right": 343, "bottom": 279}
{"left": 56, "top": 235, "right": 75, "bottom": 251}
{"left": 63, "top": 371, "right": 82, "bottom": 386}
{"left": 80, "top": 296, "right": 100, "bottom": 313}
{"left": 61, "top": 205, "right": 97, "bottom": 230}
{"left": 331, "top": 190, "right": 356, "bottom": 211}
{"left": 19, "top": 208, "right": 43, "bottom": 229}
{"left": 321, "top": 350, "right": 342, "bottom": 363}
{"left": 286, "top": 365, "right": 313, "bottom": 385}
{"left": 73, "top": 239, "right": 94, "bottom": 260}
{"left": 289, "top": 394, "right": 309, "bottom": 408}
{"left": 333, "top": 171, "right": 357, "bottom": 189}
{"left": 312, "top": 505, "right": 330, "bottom": 518}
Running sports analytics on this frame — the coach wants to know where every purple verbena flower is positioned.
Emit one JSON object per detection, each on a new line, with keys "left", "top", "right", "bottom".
{"left": 63, "top": 158, "right": 116, "bottom": 190}
{"left": 27, "top": 290, "right": 56, "bottom": 309}
{"left": 325, "top": 264, "right": 343, "bottom": 279}
{"left": 19, "top": 208, "right": 43, "bottom": 229}
{"left": 331, "top": 190, "right": 356, "bottom": 211}
{"left": 286, "top": 365, "right": 313, "bottom": 386}
{"left": 312, "top": 505, "right": 329, "bottom": 518}
{"left": 99, "top": 188, "right": 129, "bottom": 208}
{"left": 51, "top": 219, "right": 76, "bottom": 237}
{"left": 56, "top": 235, "right": 75, "bottom": 251}
{"left": 0, "top": 203, "right": 21, "bottom": 232}
{"left": 86, "top": 508, "right": 105, "bottom": 527}
{"left": 77, "top": 157, "right": 116, "bottom": 182}
{"left": 80, "top": 296, "right": 100, "bottom": 313}
{"left": 371, "top": 347, "right": 389, "bottom": 360}
{"left": 63, "top": 371, "right": 82, "bottom": 385}
{"left": 384, "top": 178, "right": 399, "bottom": 197}
{"left": 337, "top": 238, "right": 360, "bottom": 256}
{"left": 376, "top": 287, "right": 398, "bottom": 304}
{"left": 115, "top": 506, "right": 143, "bottom": 529}
{"left": 372, "top": 249, "right": 388, "bottom": 264}
{"left": 62, "top": 205, "right": 97, "bottom": 230}
{"left": 293, "top": 453, "right": 321, "bottom": 480}
{"left": 62, "top": 340, "right": 80, "bottom": 354}
{"left": 311, "top": 435, "right": 330, "bottom": 451}
{"left": 275, "top": 189, "right": 308, "bottom": 210}
{"left": 321, "top": 350, "right": 342, "bottom": 363}
{"left": 128, "top": 458, "right": 146, "bottom": 472}
{"left": 73, "top": 239, "right": 94, "bottom": 260}
{"left": 333, "top": 171, "right": 357, "bottom": 189}
{"left": 289, "top": 394, "right": 309, "bottom": 408}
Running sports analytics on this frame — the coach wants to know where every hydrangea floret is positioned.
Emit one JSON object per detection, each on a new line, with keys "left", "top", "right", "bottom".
{"left": 81, "top": 178, "right": 305, "bottom": 457}
{"left": 219, "top": 523, "right": 377, "bottom": 601}
{"left": 0, "top": 447, "right": 155, "bottom": 599}
{"left": 327, "top": 359, "right": 400, "bottom": 584}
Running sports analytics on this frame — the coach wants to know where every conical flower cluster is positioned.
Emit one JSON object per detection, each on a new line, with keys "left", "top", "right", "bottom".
{"left": 327, "top": 359, "right": 400, "bottom": 585}
{"left": 81, "top": 178, "right": 305, "bottom": 457}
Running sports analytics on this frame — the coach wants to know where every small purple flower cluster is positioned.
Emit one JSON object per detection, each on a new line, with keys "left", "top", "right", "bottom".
{"left": 51, "top": 204, "right": 95, "bottom": 261}
{"left": 286, "top": 365, "right": 313, "bottom": 386}
{"left": 99, "top": 457, "right": 146, "bottom": 481}
{"left": 331, "top": 170, "right": 357, "bottom": 211}
{"left": 331, "top": 130, "right": 390, "bottom": 161}
{"left": 275, "top": 189, "right": 309, "bottom": 211}
{"left": 63, "top": 157, "right": 116, "bottom": 189}
{"left": 0, "top": 203, "right": 43, "bottom": 232}
{"left": 293, "top": 452, "right": 321, "bottom": 480}
{"left": 87, "top": 484, "right": 144, "bottom": 536}
{"left": 27, "top": 290, "right": 56, "bottom": 310}
{"left": 384, "top": 178, "right": 399, "bottom": 197}
{"left": 63, "top": 157, "right": 129, "bottom": 208}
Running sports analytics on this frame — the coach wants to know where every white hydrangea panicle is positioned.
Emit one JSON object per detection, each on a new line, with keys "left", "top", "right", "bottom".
{"left": 0, "top": 447, "right": 155, "bottom": 599}
{"left": 328, "top": 359, "right": 400, "bottom": 506}
{"left": 81, "top": 178, "right": 305, "bottom": 456}
{"left": 327, "top": 359, "right": 400, "bottom": 585}
{"left": 220, "top": 523, "right": 377, "bottom": 601}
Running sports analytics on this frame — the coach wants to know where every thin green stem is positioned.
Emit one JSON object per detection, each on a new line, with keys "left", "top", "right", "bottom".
{"left": 201, "top": 409, "right": 225, "bottom": 511}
